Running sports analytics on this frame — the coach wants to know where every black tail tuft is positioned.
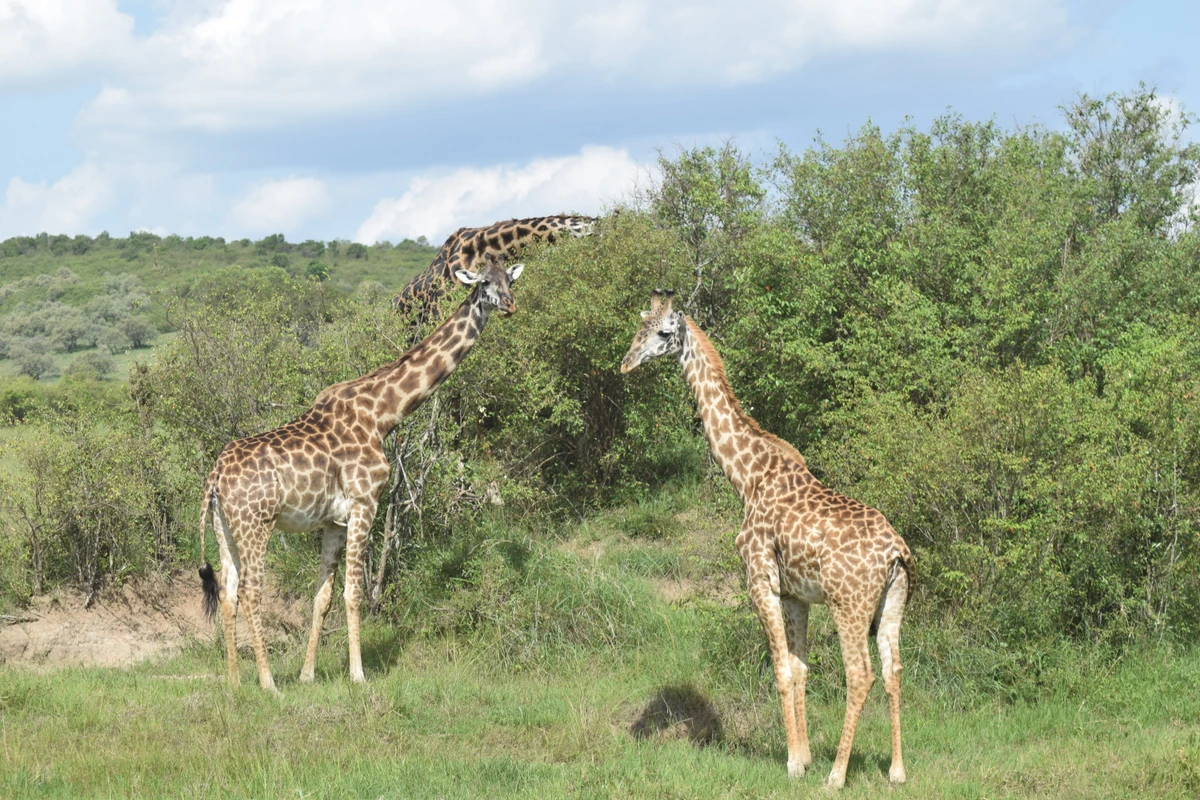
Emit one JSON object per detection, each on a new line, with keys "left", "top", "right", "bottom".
{"left": 199, "top": 562, "right": 218, "bottom": 620}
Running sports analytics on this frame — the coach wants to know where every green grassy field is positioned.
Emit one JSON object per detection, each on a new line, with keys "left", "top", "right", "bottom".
{"left": 3, "top": 495, "right": 1199, "bottom": 799}
{"left": 3, "top": 616, "right": 1199, "bottom": 798}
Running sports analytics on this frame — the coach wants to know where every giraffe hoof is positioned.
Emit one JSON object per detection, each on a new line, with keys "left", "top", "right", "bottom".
{"left": 888, "top": 765, "right": 907, "bottom": 784}
{"left": 299, "top": 670, "right": 315, "bottom": 684}
{"left": 825, "top": 772, "right": 846, "bottom": 790}
{"left": 787, "top": 760, "right": 806, "bottom": 779}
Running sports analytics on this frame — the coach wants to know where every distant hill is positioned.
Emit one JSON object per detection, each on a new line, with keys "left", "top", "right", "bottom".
{"left": 0, "top": 231, "right": 438, "bottom": 383}
{"left": 0, "top": 231, "right": 437, "bottom": 315}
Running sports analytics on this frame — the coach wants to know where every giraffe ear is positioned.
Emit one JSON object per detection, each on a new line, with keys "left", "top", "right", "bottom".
{"left": 506, "top": 263, "right": 524, "bottom": 282}
{"left": 640, "top": 309, "right": 653, "bottom": 319}
{"left": 455, "top": 269, "right": 482, "bottom": 285}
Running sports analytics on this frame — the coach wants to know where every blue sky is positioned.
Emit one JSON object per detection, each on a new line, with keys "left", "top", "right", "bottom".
{"left": 0, "top": 0, "right": 1196, "bottom": 244}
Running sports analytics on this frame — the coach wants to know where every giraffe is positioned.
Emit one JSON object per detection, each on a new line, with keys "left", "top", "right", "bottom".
{"left": 391, "top": 215, "right": 595, "bottom": 317}
{"left": 197, "top": 253, "right": 524, "bottom": 693}
{"left": 620, "top": 290, "right": 913, "bottom": 788}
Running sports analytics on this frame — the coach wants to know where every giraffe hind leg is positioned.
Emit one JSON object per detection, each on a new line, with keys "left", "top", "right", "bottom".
{"left": 300, "top": 526, "right": 347, "bottom": 683}
{"left": 230, "top": 522, "right": 278, "bottom": 695}
{"left": 827, "top": 604, "right": 875, "bottom": 789}
{"left": 875, "top": 563, "right": 909, "bottom": 784}
{"left": 782, "top": 598, "right": 812, "bottom": 773}
{"left": 213, "top": 508, "right": 241, "bottom": 687}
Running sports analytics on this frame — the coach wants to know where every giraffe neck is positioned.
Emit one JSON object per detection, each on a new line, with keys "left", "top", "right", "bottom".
{"left": 367, "top": 291, "right": 492, "bottom": 438}
{"left": 392, "top": 215, "right": 593, "bottom": 314}
{"left": 678, "top": 317, "right": 792, "bottom": 500}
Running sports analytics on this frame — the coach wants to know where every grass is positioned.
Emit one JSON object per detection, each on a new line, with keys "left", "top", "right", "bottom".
{"left": 3, "top": 619, "right": 1200, "bottom": 798}
{"left": 3, "top": 496, "right": 1200, "bottom": 799}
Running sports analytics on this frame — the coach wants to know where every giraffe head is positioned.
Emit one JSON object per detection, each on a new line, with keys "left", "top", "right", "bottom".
{"left": 455, "top": 253, "right": 524, "bottom": 315}
{"left": 564, "top": 215, "right": 596, "bottom": 237}
{"left": 621, "top": 289, "right": 685, "bottom": 373}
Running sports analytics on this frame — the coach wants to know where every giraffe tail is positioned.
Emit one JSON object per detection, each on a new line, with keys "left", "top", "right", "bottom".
{"left": 870, "top": 552, "right": 913, "bottom": 638}
{"left": 198, "top": 480, "right": 219, "bottom": 621}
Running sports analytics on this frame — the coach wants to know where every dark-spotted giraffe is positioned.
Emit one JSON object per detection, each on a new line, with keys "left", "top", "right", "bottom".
{"left": 620, "top": 290, "right": 913, "bottom": 788}
{"left": 198, "top": 254, "right": 524, "bottom": 693}
{"left": 391, "top": 215, "right": 594, "bottom": 317}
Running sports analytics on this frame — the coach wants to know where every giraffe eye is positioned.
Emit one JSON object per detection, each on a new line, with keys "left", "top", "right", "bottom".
{"left": 658, "top": 331, "right": 671, "bottom": 339}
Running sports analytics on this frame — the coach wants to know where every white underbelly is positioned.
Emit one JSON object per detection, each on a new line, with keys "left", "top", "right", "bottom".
{"left": 275, "top": 493, "right": 352, "bottom": 533}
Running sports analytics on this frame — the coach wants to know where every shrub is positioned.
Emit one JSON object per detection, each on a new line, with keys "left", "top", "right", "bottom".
{"left": 65, "top": 351, "right": 116, "bottom": 380}
{"left": 0, "top": 412, "right": 194, "bottom": 595}
{"left": 15, "top": 351, "right": 57, "bottom": 380}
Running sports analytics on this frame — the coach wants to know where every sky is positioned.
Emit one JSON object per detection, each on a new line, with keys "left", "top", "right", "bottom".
{"left": 0, "top": 0, "right": 1196, "bottom": 245}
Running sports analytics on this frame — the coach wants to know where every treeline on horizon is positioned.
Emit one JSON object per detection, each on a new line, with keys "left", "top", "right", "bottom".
{"left": 2, "top": 85, "right": 1199, "bottom": 680}
{"left": 0, "top": 228, "right": 438, "bottom": 381}
{"left": 0, "top": 230, "right": 437, "bottom": 300}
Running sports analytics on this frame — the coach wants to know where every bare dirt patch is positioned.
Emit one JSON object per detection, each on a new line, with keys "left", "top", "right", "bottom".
{"left": 0, "top": 572, "right": 306, "bottom": 670}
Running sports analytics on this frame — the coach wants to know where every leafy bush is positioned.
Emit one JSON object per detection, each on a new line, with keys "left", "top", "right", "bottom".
{"left": 455, "top": 211, "right": 699, "bottom": 497}
{"left": 14, "top": 350, "right": 57, "bottom": 380}
{"left": 0, "top": 411, "right": 194, "bottom": 599}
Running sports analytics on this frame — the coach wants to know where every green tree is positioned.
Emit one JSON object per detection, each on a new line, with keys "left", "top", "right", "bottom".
{"left": 15, "top": 350, "right": 57, "bottom": 380}
{"left": 65, "top": 350, "right": 116, "bottom": 380}
{"left": 97, "top": 326, "right": 132, "bottom": 355}
{"left": 119, "top": 316, "right": 157, "bottom": 348}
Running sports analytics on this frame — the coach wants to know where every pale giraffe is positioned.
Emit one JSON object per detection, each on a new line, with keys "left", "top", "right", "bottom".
{"left": 621, "top": 290, "right": 913, "bottom": 788}
{"left": 198, "top": 254, "right": 524, "bottom": 693}
{"left": 391, "top": 215, "right": 594, "bottom": 317}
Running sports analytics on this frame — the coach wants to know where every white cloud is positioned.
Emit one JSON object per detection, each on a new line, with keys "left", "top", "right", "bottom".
{"left": 75, "top": 0, "right": 1073, "bottom": 135}
{"left": 0, "top": 164, "right": 114, "bottom": 237}
{"left": 354, "top": 146, "right": 642, "bottom": 244}
{"left": 231, "top": 177, "right": 331, "bottom": 235}
{"left": 0, "top": 0, "right": 135, "bottom": 85}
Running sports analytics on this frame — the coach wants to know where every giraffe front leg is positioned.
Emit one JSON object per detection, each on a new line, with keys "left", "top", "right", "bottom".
{"left": 827, "top": 606, "right": 875, "bottom": 789}
{"left": 300, "top": 526, "right": 347, "bottom": 684}
{"left": 782, "top": 598, "right": 812, "bottom": 773}
{"left": 747, "top": 574, "right": 805, "bottom": 779}
{"left": 342, "top": 506, "right": 374, "bottom": 684}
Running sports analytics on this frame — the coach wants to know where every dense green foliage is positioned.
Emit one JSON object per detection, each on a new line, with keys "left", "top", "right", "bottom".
{"left": 2, "top": 86, "right": 1199, "bottom": 689}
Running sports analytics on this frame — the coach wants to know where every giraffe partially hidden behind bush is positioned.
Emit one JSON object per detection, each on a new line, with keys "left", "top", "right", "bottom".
{"left": 198, "top": 254, "right": 524, "bottom": 693}
{"left": 391, "top": 215, "right": 594, "bottom": 318}
{"left": 620, "top": 290, "right": 913, "bottom": 789}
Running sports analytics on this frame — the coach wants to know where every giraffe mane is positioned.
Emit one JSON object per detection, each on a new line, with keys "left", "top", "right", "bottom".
{"left": 684, "top": 318, "right": 807, "bottom": 468}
